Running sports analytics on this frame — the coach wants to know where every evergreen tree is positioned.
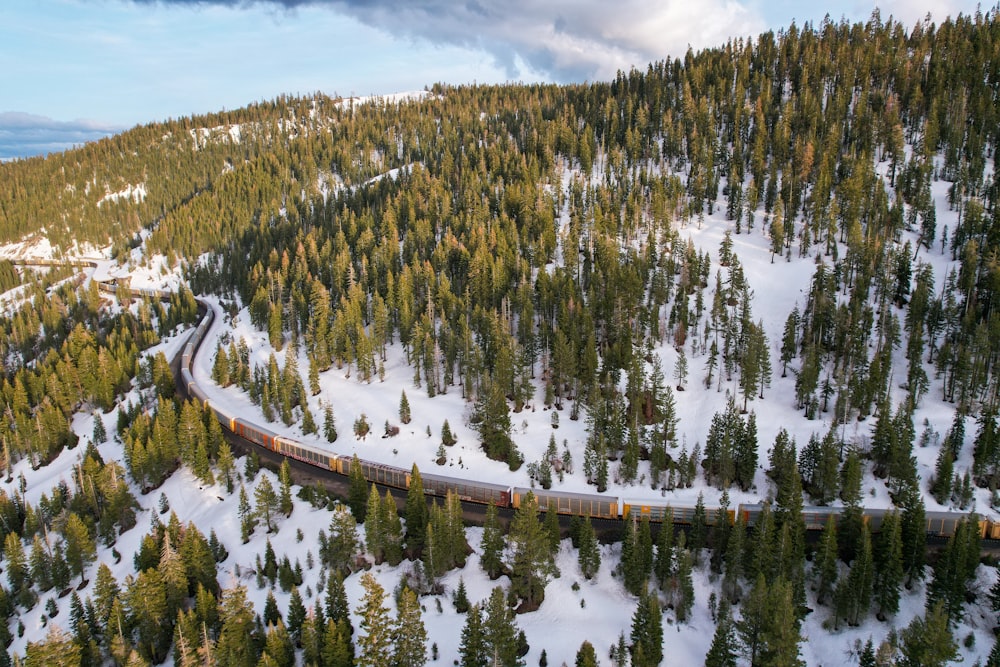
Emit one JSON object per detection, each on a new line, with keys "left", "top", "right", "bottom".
{"left": 399, "top": 390, "right": 412, "bottom": 425}
{"left": 287, "top": 587, "right": 306, "bottom": 641}
{"left": 813, "top": 515, "right": 838, "bottom": 607}
{"left": 348, "top": 454, "right": 368, "bottom": 521}
{"left": 704, "top": 599, "right": 738, "bottom": 667}
{"left": 356, "top": 572, "right": 393, "bottom": 667}
{"left": 480, "top": 501, "right": 506, "bottom": 580}
{"left": 575, "top": 641, "right": 598, "bottom": 667}
{"left": 482, "top": 586, "right": 522, "bottom": 667}
{"left": 898, "top": 601, "right": 957, "bottom": 667}
{"left": 323, "top": 403, "right": 338, "bottom": 443}
{"left": 577, "top": 516, "right": 601, "bottom": 580}
{"left": 508, "top": 491, "right": 558, "bottom": 609}
{"left": 459, "top": 604, "right": 487, "bottom": 667}
{"left": 872, "top": 511, "right": 904, "bottom": 620}
{"left": 393, "top": 587, "right": 427, "bottom": 667}
{"left": 254, "top": 474, "right": 280, "bottom": 532}
{"left": 215, "top": 585, "right": 258, "bottom": 667}
{"left": 629, "top": 588, "right": 663, "bottom": 667}
{"left": 239, "top": 484, "right": 257, "bottom": 544}
{"left": 278, "top": 459, "right": 293, "bottom": 517}
{"left": 405, "top": 464, "right": 429, "bottom": 555}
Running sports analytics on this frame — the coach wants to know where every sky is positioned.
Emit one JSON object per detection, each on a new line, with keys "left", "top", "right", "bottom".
{"left": 0, "top": 0, "right": 988, "bottom": 160}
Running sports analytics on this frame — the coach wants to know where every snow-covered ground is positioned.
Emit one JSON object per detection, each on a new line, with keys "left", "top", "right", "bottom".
{"left": 2, "top": 145, "right": 997, "bottom": 665}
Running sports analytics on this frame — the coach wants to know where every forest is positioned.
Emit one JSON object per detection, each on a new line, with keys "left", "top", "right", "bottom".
{"left": 1, "top": 7, "right": 1000, "bottom": 667}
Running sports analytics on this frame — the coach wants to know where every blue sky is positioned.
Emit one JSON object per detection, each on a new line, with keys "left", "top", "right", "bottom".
{"left": 0, "top": 0, "right": 985, "bottom": 159}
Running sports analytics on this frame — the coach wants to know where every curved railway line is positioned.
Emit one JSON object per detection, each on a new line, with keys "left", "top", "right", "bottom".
{"left": 13, "top": 258, "right": 1000, "bottom": 547}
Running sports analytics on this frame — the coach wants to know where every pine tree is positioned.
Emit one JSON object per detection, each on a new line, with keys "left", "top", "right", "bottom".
{"left": 508, "top": 491, "right": 558, "bottom": 609}
{"left": 873, "top": 511, "right": 904, "bottom": 620}
{"left": 704, "top": 599, "right": 738, "bottom": 667}
{"left": 323, "top": 403, "right": 338, "bottom": 443}
{"left": 480, "top": 500, "right": 505, "bottom": 580}
{"left": 813, "top": 515, "right": 838, "bottom": 607}
{"left": 322, "top": 618, "right": 355, "bottom": 667}
{"left": 577, "top": 517, "right": 601, "bottom": 580}
{"left": 365, "top": 484, "right": 386, "bottom": 563}
{"left": 737, "top": 573, "right": 768, "bottom": 666}
{"left": 399, "top": 390, "right": 412, "bottom": 425}
{"left": 459, "top": 604, "right": 487, "bottom": 667}
{"left": 629, "top": 588, "right": 663, "bottom": 667}
{"left": 261, "top": 621, "right": 295, "bottom": 667}
{"left": 405, "top": 464, "right": 429, "bottom": 555}
{"left": 898, "top": 601, "right": 957, "bottom": 667}
{"left": 238, "top": 484, "right": 255, "bottom": 543}
{"left": 278, "top": 459, "right": 293, "bottom": 517}
{"left": 287, "top": 587, "right": 306, "bottom": 641}
{"left": 62, "top": 512, "right": 96, "bottom": 585}
{"left": 255, "top": 474, "right": 280, "bottom": 532}
{"left": 215, "top": 585, "right": 257, "bottom": 667}
{"left": 575, "top": 641, "right": 598, "bottom": 667}
{"left": 757, "top": 577, "right": 804, "bottom": 667}
{"left": 482, "top": 586, "right": 522, "bottom": 667}
{"left": 263, "top": 591, "right": 282, "bottom": 628}
{"left": 356, "top": 572, "right": 393, "bottom": 667}
{"left": 392, "top": 587, "right": 427, "bottom": 667}
{"left": 338, "top": 454, "right": 363, "bottom": 516}
{"left": 441, "top": 419, "right": 457, "bottom": 446}
{"left": 216, "top": 440, "right": 236, "bottom": 493}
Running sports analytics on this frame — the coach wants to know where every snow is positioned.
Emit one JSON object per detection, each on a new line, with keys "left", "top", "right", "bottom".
{"left": 97, "top": 182, "right": 147, "bottom": 207}
{"left": 3, "top": 104, "right": 999, "bottom": 666}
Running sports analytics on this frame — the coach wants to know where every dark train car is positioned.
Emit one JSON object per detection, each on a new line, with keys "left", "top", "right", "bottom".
{"left": 514, "top": 486, "right": 618, "bottom": 519}
{"left": 338, "top": 454, "right": 409, "bottom": 490}
{"left": 623, "top": 499, "right": 735, "bottom": 525}
{"left": 420, "top": 471, "right": 511, "bottom": 507}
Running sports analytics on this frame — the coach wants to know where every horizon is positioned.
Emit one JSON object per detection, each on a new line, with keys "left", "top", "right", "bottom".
{"left": 0, "top": 0, "right": 986, "bottom": 160}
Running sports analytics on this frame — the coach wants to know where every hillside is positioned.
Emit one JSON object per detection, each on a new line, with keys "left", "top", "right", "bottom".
{"left": 2, "top": 9, "right": 1000, "bottom": 667}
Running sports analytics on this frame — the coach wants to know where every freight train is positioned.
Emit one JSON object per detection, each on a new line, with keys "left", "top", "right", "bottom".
{"left": 175, "top": 296, "right": 1000, "bottom": 541}
{"left": 16, "top": 259, "right": 995, "bottom": 542}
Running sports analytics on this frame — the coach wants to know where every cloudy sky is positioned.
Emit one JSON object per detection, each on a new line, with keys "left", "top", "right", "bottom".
{"left": 0, "top": 0, "right": 985, "bottom": 159}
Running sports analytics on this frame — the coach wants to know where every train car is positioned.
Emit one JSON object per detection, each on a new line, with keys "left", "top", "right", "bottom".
{"left": 925, "top": 510, "right": 984, "bottom": 538}
{"left": 274, "top": 436, "right": 338, "bottom": 471}
{"left": 419, "top": 471, "right": 512, "bottom": 507}
{"left": 623, "top": 498, "right": 736, "bottom": 526}
{"left": 513, "top": 486, "right": 619, "bottom": 519}
{"left": 232, "top": 417, "right": 281, "bottom": 452}
{"left": 338, "top": 454, "right": 410, "bottom": 490}
{"left": 799, "top": 506, "right": 844, "bottom": 531}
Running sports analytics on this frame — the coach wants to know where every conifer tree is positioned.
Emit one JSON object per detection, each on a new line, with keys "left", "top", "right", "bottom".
{"left": 215, "top": 585, "right": 258, "bottom": 667}
{"left": 405, "top": 464, "right": 429, "bottom": 555}
{"left": 482, "top": 586, "right": 522, "bottom": 666}
{"left": 459, "top": 604, "right": 487, "bottom": 667}
{"left": 576, "top": 641, "right": 598, "bottom": 667}
{"left": 630, "top": 588, "right": 663, "bottom": 667}
{"left": 872, "top": 511, "right": 904, "bottom": 620}
{"left": 238, "top": 484, "right": 254, "bottom": 543}
{"left": 323, "top": 403, "right": 338, "bottom": 443}
{"left": 508, "top": 491, "right": 558, "bottom": 609}
{"left": 278, "top": 459, "right": 293, "bottom": 517}
{"left": 399, "top": 390, "right": 412, "bottom": 425}
{"left": 704, "top": 599, "right": 738, "bottom": 667}
{"left": 577, "top": 516, "right": 601, "bottom": 580}
{"left": 287, "top": 587, "right": 306, "bottom": 641}
{"left": 347, "top": 454, "right": 368, "bottom": 521}
{"left": 480, "top": 501, "right": 505, "bottom": 580}
{"left": 898, "top": 601, "right": 957, "bottom": 667}
{"left": 393, "top": 587, "right": 427, "bottom": 667}
{"left": 357, "top": 572, "right": 393, "bottom": 667}
{"left": 813, "top": 515, "right": 838, "bottom": 607}
{"left": 216, "top": 440, "right": 236, "bottom": 493}
{"left": 254, "top": 474, "right": 280, "bottom": 532}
